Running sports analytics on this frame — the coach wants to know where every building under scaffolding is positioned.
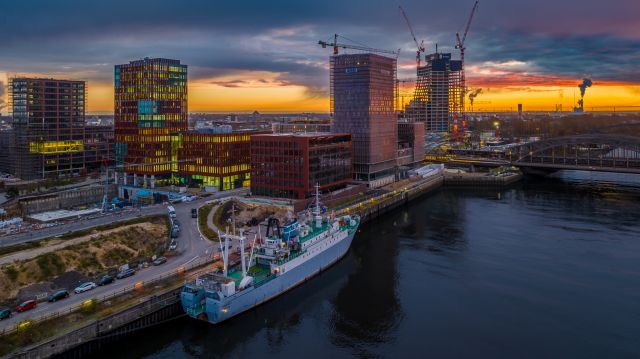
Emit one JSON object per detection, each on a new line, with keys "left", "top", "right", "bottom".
{"left": 406, "top": 52, "right": 463, "bottom": 133}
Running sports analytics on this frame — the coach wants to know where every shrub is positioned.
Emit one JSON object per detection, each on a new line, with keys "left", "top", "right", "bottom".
{"left": 35, "top": 253, "right": 66, "bottom": 280}
{"left": 4, "top": 266, "right": 18, "bottom": 281}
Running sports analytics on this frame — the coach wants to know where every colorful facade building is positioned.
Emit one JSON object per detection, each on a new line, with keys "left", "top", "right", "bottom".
{"left": 174, "top": 128, "right": 270, "bottom": 190}
{"left": 250, "top": 133, "right": 352, "bottom": 199}
{"left": 330, "top": 53, "right": 397, "bottom": 188}
{"left": 8, "top": 78, "right": 87, "bottom": 180}
{"left": 114, "top": 57, "right": 188, "bottom": 182}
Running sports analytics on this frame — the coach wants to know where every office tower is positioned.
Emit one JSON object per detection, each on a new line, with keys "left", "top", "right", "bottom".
{"left": 331, "top": 53, "right": 397, "bottom": 188}
{"left": 251, "top": 133, "right": 352, "bottom": 199}
{"left": 8, "top": 78, "right": 86, "bottom": 180}
{"left": 114, "top": 57, "right": 187, "bottom": 185}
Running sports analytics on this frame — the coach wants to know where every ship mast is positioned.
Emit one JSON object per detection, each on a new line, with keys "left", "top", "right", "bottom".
{"left": 314, "top": 183, "right": 322, "bottom": 228}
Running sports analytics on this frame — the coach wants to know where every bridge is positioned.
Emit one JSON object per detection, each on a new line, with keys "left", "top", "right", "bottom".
{"left": 445, "top": 134, "right": 640, "bottom": 175}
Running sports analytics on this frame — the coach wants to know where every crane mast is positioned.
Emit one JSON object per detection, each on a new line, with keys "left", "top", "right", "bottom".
{"left": 455, "top": 1, "right": 479, "bottom": 116}
{"left": 398, "top": 6, "right": 425, "bottom": 66}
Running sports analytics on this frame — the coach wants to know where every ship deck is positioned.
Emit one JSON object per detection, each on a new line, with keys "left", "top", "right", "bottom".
{"left": 228, "top": 264, "right": 272, "bottom": 285}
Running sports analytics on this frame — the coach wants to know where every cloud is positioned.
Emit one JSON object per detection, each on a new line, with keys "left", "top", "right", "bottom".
{"left": 0, "top": 0, "right": 639, "bottom": 111}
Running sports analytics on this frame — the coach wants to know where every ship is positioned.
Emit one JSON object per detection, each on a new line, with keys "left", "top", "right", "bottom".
{"left": 180, "top": 185, "right": 360, "bottom": 324}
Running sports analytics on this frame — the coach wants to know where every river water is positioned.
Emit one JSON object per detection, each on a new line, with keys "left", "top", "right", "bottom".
{"left": 97, "top": 171, "right": 640, "bottom": 359}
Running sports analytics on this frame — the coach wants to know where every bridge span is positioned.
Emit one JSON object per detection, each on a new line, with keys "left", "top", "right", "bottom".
{"left": 444, "top": 134, "right": 640, "bottom": 174}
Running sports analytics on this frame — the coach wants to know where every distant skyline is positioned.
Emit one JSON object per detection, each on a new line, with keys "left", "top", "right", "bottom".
{"left": 1, "top": 0, "right": 640, "bottom": 114}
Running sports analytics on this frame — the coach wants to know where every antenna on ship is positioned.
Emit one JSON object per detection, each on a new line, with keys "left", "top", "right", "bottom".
{"left": 230, "top": 202, "right": 237, "bottom": 236}
{"left": 314, "top": 183, "right": 322, "bottom": 228}
{"left": 218, "top": 228, "right": 230, "bottom": 277}
{"left": 239, "top": 228, "right": 246, "bottom": 278}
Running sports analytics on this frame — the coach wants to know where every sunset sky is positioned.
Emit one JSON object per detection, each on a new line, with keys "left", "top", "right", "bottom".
{"left": 1, "top": 0, "right": 639, "bottom": 114}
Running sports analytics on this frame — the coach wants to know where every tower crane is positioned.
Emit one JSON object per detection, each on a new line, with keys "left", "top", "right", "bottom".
{"left": 455, "top": 1, "right": 479, "bottom": 67}
{"left": 454, "top": 1, "right": 479, "bottom": 141}
{"left": 398, "top": 6, "right": 425, "bottom": 67}
{"left": 318, "top": 34, "right": 399, "bottom": 58}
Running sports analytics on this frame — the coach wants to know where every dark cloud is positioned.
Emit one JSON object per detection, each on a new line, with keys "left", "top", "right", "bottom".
{"left": 1, "top": 0, "right": 639, "bottom": 106}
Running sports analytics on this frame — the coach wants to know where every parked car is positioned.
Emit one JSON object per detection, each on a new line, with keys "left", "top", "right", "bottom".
{"left": 47, "top": 290, "right": 69, "bottom": 302}
{"left": 169, "top": 241, "right": 177, "bottom": 251}
{"left": 173, "top": 219, "right": 180, "bottom": 227}
{"left": 191, "top": 208, "right": 198, "bottom": 218}
{"left": 74, "top": 282, "right": 97, "bottom": 294}
{"left": 0, "top": 308, "right": 11, "bottom": 320}
{"left": 97, "top": 275, "right": 114, "bottom": 286}
{"left": 16, "top": 300, "right": 37, "bottom": 313}
{"left": 116, "top": 268, "right": 136, "bottom": 279}
{"left": 152, "top": 257, "right": 167, "bottom": 266}
{"left": 171, "top": 228, "right": 180, "bottom": 238}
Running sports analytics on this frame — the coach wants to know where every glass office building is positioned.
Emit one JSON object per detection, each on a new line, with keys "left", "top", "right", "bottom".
{"left": 330, "top": 53, "right": 397, "bottom": 187}
{"left": 114, "top": 58, "right": 187, "bottom": 178}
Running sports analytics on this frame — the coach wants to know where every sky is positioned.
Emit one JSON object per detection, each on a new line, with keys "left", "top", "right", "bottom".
{"left": 1, "top": 0, "right": 639, "bottom": 114}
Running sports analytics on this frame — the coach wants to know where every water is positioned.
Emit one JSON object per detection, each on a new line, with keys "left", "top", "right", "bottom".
{"left": 97, "top": 171, "right": 640, "bottom": 359}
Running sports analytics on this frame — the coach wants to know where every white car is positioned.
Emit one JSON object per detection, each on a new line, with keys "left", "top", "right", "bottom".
{"left": 74, "top": 282, "right": 97, "bottom": 294}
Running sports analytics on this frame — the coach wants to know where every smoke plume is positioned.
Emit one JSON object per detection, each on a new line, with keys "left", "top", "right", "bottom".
{"left": 578, "top": 78, "right": 592, "bottom": 98}
{"left": 468, "top": 88, "right": 483, "bottom": 107}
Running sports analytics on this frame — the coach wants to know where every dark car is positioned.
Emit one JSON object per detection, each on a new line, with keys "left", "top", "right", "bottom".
{"left": 191, "top": 208, "right": 197, "bottom": 218}
{"left": 97, "top": 275, "right": 114, "bottom": 286}
{"left": 152, "top": 257, "right": 167, "bottom": 266}
{"left": 16, "top": 299, "right": 37, "bottom": 313}
{"left": 173, "top": 219, "right": 180, "bottom": 227}
{"left": 47, "top": 290, "right": 69, "bottom": 302}
{"left": 116, "top": 268, "right": 136, "bottom": 279}
{"left": 0, "top": 308, "right": 11, "bottom": 320}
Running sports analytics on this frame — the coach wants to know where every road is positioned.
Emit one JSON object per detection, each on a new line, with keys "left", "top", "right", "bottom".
{"left": 0, "top": 188, "right": 248, "bottom": 331}
{"left": 0, "top": 207, "right": 167, "bottom": 248}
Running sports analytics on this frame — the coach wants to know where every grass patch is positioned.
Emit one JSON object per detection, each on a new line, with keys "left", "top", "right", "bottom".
{"left": 198, "top": 204, "right": 218, "bottom": 241}
{"left": 3, "top": 266, "right": 18, "bottom": 281}
{"left": 35, "top": 253, "right": 66, "bottom": 281}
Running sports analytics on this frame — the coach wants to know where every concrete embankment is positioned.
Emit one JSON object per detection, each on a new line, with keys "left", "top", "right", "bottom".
{"left": 10, "top": 286, "right": 184, "bottom": 359}
{"left": 443, "top": 171, "right": 522, "bottom": 187}
{"left": 338, "top": 174, "right": 444, "bottom": 224}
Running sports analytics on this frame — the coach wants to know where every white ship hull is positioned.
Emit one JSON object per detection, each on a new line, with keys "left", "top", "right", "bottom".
{"left": 181, "top": 225, "right": 358, "bottom": 324}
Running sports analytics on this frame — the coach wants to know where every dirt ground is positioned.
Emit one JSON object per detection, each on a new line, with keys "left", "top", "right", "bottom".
{"left": 0, "top": 218, "right": 168, "bottom": 304}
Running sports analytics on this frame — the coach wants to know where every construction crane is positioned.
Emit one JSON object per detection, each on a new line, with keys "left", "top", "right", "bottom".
{"left": 318, "top": 34, "right": 399, "bottom": 58}
{"left": 455, "top": 1, "right": 479, "bottom": 66}
{"left": 454, "top": 0, "right": 479, "bottom": 141}
{"left": 398, "top": 5, "right": 425, "bottom": 66}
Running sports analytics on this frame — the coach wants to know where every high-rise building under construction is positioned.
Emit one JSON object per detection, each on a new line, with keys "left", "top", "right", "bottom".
{"left": 407, "top": 52, "right": 462, "bottom": 132}
{"left": 331, "top": 53, "right": 397, "bottom": 188}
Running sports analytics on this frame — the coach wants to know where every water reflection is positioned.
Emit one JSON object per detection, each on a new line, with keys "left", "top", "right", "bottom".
{"left": 90, "top": 171, "right": 640, "bottom": 358}
{"left": 329, "top": 220, "right": 402, "bottom": 358}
